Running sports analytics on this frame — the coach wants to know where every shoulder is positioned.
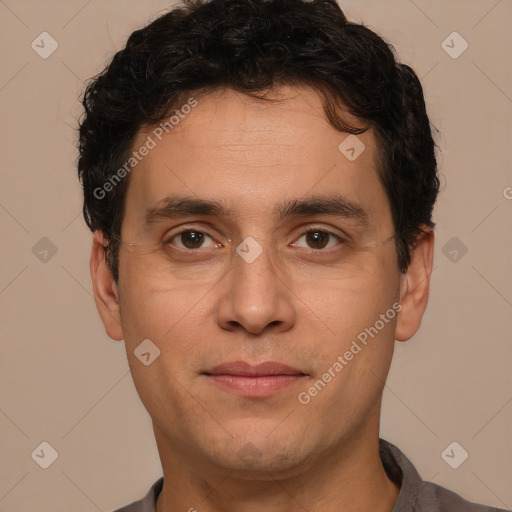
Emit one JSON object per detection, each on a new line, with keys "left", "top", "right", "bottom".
{"left": 428, "top": 482, "right": 509, "bottom": 512}
{"left": 379, "top": 440, "right": 508, "bottom": 512}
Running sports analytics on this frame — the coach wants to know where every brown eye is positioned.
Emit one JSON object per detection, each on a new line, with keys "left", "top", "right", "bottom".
{"left": 169, "top": 230, "right": 216, "bottom": 250}
{"left": 180, "top": 231, "right": 204, "bottom": 249}
{"left": 305, "top": 231, "right": 330, "bottom": 249}
{"left": 293, "top": 230, "right": 341, "bottom": 251}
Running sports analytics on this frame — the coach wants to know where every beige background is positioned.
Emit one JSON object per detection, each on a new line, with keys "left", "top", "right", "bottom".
{"left": 0, "top": 0, "right": 511, "bottom": 511}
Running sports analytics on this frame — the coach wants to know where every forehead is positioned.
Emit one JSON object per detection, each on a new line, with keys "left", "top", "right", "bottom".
{"left": 122, "top": 85, "right": 391, "bottom": 233}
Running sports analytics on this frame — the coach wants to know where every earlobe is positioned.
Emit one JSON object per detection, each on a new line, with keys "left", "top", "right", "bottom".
{"left": 395, "top": 228, "right": 435, "bottom": 342}
{"left": 90, "top": 230, "right": 124, "bottom": 341}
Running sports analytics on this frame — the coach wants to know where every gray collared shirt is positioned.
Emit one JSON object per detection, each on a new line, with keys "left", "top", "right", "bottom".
{"left": 112, "top": 439, "right": 508, "bottom": 511}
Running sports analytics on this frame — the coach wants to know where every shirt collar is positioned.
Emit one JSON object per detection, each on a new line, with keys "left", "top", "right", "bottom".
{"left": 380, "top": 439, "right": 440, "bottom": 511}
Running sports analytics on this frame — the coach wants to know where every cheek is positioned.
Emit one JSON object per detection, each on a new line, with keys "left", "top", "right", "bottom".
{"left": 301, "top": 285, "right": 398, "bottom": 421}
{"left": 120, "top": 286, "right": 207, "bottom": 343}
{"left": 117, "top": 274, "right": 222, "bottom": 399}
{"left": 305, "top": 285, "right": 396, "bottom": 352}
{"left": 117, "top": 279, "right": 210, "bottom": 410}
{"left": 300, "top": 260, "right": 398, "bottom": 326}
{"left": 301, "top": 256, "right": 400, "bottom": 374}
{"left": 118, "top": 254, "right": 214, "bottom": 333}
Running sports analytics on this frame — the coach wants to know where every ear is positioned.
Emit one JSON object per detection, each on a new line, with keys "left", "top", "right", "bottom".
{"left": 395, "top": 228, "right": 435, "bottom": 342}
{"left": 90, "top": 230, "right": 123, "bottom": 341}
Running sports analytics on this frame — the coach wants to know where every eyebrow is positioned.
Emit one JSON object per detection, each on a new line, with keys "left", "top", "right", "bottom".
{"left": 143, "top": 194, "right": 370, "bottom": 227}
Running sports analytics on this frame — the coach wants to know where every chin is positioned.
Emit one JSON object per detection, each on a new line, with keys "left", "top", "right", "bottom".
{"left": 200, "top": 426, "right": 314, "bottom": 476}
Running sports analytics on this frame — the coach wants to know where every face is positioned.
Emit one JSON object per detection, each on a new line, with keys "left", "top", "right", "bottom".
{"left": 92, "top": 85, "right": 431, "bottom": 477}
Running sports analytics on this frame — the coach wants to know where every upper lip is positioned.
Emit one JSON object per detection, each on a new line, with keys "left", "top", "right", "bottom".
{"left": 203, "top": 361, "right": 306, "bottom": 377}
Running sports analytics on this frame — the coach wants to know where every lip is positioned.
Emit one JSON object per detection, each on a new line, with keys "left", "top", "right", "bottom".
{"left": 205, "top": 361, "right": 305, "bottom": 377}
{"left": 202, "top": 361, "right": 307, "bottom": 397}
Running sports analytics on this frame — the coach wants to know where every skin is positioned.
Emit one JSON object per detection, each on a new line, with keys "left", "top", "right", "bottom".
{"left": 90, "top": 85, "right": 434, "bottom": 512}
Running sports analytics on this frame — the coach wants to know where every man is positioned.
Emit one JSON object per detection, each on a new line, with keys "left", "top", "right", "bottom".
{"left": 77, "top": 0, "right": 506, "bottom": 510}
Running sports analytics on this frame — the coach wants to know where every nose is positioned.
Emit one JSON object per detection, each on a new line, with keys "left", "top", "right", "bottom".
{"left": 215, "top": 239, "right": 296, "bottom": 335}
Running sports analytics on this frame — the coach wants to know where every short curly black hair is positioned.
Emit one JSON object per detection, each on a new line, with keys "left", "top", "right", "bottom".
{"left": 77, "top": 0, "right": 439, "bottom": 283}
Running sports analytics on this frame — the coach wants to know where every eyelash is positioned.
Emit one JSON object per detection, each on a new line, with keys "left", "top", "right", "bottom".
{"left": 163, "top": 227, "right": 348, "bottom": 253}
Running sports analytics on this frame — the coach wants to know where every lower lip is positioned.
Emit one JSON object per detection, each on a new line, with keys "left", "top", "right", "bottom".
{"left": 204, "top": 374, "right": 306, "bottom": 397}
